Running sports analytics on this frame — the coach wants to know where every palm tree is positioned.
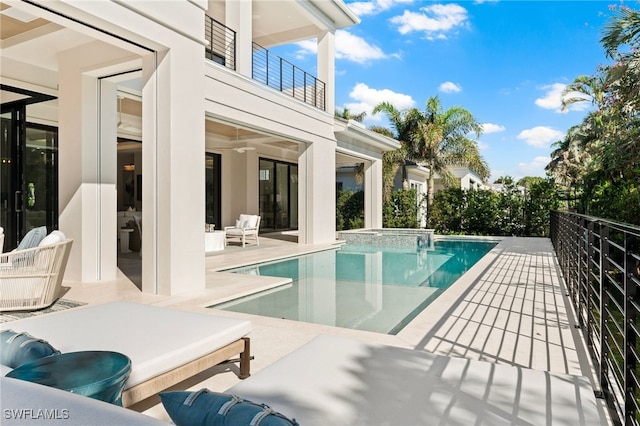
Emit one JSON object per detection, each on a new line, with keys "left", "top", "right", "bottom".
{"left": 561, "top": 74, "right": 606, "bottom": 112}
{"left": 410, "top": 97, "right": 488, "bottom": 219}
{"left": 601, "top": 6, "right": 640, "bottom": 111}
{"left": 335, "top": 106, "right": 366, "bottom": 123}
{"left": 371, "top": 102, "right": 422, "bottom": 202}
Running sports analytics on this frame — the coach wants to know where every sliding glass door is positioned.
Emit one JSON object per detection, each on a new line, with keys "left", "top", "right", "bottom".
{"left": 1, "top": 104, "right": 58, "bottom": 250}
{"left": 259, "top": 158, "right": 298, "bottom": 231}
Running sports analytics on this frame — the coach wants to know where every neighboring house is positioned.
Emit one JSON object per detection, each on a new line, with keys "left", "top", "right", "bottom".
{"left": 490, "top": 183, "right": 526, "bottom": 195}
{"left": 433, "top": 166, "right": 489, "bottom": 192}
{"left": 1, "top": 0, "right": 393, "bottom": 295}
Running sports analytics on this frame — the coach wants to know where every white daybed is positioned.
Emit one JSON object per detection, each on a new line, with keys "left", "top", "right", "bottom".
{"left": 227, "top": 335, "right": 602, "bottom": 426}
{"left": 1, "top": 377, "right": 167, "bottom": 425}
{"left": 0, "top": 301, "right": 251, "bottom": 407}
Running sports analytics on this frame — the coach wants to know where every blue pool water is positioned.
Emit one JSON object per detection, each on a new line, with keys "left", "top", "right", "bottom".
{"left": 212, "top": 240, "right": 497, "bottom": 334}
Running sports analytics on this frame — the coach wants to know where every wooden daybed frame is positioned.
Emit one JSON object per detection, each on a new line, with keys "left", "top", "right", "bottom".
{"left": 122, "top": 336, "right": 250, "bottom": 407}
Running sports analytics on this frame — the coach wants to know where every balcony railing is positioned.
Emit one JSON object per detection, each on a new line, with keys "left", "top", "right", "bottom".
{"left": 252, "top": 42, "right": 326, "bottom": 111}
{"left": 205, "top": 15, "right": 236, "bottom": 70}
{"left": 550, "top": 211, "right": 640, "bottom": 426}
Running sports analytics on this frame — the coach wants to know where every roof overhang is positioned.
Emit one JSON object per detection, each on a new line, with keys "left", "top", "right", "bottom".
{"left": 334, "top": 118, "right": 400, "bottom": 155}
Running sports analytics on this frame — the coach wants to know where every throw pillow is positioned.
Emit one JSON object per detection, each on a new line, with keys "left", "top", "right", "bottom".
{"left": 0, "top": 330, "right": 60, "bottom": 369}
{"left": 38, "top": 230, "right": 66, "bottom": 247}
{"left": 160, "top": 389, "right": 299, "bottom": 426}
{"left": 16, "top": 226, "right": 47, "bottom": 251}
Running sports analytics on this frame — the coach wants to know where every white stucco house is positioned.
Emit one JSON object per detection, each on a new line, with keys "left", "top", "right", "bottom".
{"left": 1, "top": 0, "right": 394, "bottom": 295}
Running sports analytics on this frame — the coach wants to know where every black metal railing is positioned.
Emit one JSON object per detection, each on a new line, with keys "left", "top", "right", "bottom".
{"left": 205, "top": 15, "right": 236, "bottom": 70}
{"left": 251, "top": 42, "right": 326, "bottom": 111}
{"left": 550, "top": 211, "right": 640, "bottom": 426}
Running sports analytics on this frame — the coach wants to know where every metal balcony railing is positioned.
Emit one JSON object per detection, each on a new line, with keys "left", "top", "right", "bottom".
{"left": 252, "top": 42, "right": 326, "bottom": 111}
{"left": 205, "top": 15, "right": 236, "bottom": 70}
{"left": 550, "top": 211, "right": 640, "bottom": 426}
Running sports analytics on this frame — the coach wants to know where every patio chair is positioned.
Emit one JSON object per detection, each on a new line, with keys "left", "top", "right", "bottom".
{"left": 0, "top": 227, "right": 4, "bottom": 253}
{"left": 224, "top": 214, "right": 261, "bottom": 248}
{"left": 0, "top": 239, "right": 73, "bottom": 312}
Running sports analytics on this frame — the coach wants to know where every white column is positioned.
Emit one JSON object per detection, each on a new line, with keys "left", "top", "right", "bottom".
{"left": 141, "top": 42, "right": 205, "bottom": 295}
{"left": 364, "top": 158, "right": 383, "bottom": 229}
{"left": 58, "top": 44, "right": 120, "bottom": 282}
{"left": 298, "top": 139, "right": 336, "bottom": 244}
{"left": 317, "top": 31, "right": 335, "bottom": 115}
{"left": 225, "top": 0, "right": 252, "bottom": 78}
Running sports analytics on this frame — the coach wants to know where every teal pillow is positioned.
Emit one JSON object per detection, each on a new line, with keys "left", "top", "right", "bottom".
{"left": 0, "top": 330, "right": 60, "bottom": 369}
{"left": 160, "top": 389, "right": 298, "bottom": 426}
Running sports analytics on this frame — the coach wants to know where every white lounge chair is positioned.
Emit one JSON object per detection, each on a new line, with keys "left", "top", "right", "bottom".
{"left": 224, "top": 214, "right": 261, "bottom": 248}
{"left": 0, "top": 301, "right": 252, "bottom": 407}
{"left": 0, "top": 239, "right": 73, "bottom": 312}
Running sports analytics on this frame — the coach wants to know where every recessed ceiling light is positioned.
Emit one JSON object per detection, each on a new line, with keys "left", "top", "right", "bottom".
{"left": 1, "top": 7, "right": 38, "bottom": 23}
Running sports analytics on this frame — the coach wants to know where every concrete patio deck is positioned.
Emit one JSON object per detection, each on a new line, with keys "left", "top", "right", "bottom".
{"left": 35, "top": 236, "right": 611, "bottom": 424}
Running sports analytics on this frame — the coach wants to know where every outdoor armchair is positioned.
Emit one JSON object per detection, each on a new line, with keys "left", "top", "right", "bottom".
{"left": 0, "top": 239, "right": 73, "bottom": 312}
{"left": 224, "top": 214, "right": 261, "bottom": 248}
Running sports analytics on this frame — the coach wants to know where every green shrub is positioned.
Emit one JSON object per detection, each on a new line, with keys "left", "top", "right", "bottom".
{"left": 336, "top": 190, "right": 364, "bottom": 231}
{"left": 383, "top": 189, "right": 418, "bottom": 228}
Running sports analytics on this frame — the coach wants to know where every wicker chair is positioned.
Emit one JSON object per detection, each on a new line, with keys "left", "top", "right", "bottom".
{"left": 0, "top": 239, "right": 73, "bottom": 312}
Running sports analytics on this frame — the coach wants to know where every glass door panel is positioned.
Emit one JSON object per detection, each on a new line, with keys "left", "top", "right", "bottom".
{"left": 259, "top": 159, "right": 275, "bottom": 230}
{"left": 24, "top": 125, "right": 58, "bottom": 232}
{"left": 290, "top": 165, "right": 298, "bottom": 229}
{"left": 0, "top": 111, "right": 16, "bottom": 251}
{"left": 205, "top": 152, "right": 221, "bottom": 230}
{"left": 275, "top": 163, "right": 289, "bottom": 229}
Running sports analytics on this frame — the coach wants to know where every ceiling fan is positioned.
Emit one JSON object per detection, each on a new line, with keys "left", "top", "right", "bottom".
{"left": 215, "top": 128, "right": 256, "bottom": 153}
{"left": 230, "top": 146, "right": 256, "bottom": 153}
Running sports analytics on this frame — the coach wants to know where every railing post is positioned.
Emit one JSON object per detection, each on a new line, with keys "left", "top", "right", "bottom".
{"left": 586, "top": 220, "right": 595, "bottom": 352}
{"left": 624, "top": 232, "right": 638, "bottom": 425}
{"left": 279, "top": 57, "right": 283, "bottom": 92}
{"left": 600, "top": 223, "right": 611, "bottom": 407}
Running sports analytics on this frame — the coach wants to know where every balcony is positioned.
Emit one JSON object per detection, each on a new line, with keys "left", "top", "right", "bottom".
{"left": 204, "top": 15, "right": 325, "bottom": 111}
{"left": 251, "top": 42, "right": 325, "bottom": 111}
{"left": 205, "top": 15, "right": 236, "bottom": 70}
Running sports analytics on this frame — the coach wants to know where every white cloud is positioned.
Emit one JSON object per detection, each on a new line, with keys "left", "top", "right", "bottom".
{"left": 481, "top": 123, "right": 506, "bottom": 134}
{"left": 518, "top": 156, "right": 551, "bottom": 176}
{"left": 348, "top": 0, "right": 414, "bottom": 16}
{"left": 342, "top": 83, "right": 416, "bottom": 122}
{"left": 390, "top": 3, "right": 469, "bottom": 38}
{"left": 535, "top": 83, "right": 590, "bottom": 113}
{"left": 439, "top": 81, "right": 462, "bottom": 93}
{"left": 295, "top": 30, "right": 388, "bottom": 64}
{"left": 517, "top": 126, "right": 564, "bottom": 148}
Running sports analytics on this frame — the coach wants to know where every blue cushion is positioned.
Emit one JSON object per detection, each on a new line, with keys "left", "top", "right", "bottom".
{"left": 16, "top": 226, "right": 47, "bottom": 250}
{"left": 0, "top": 330, "right": 60, "bottom": 369}
{"left": 160, "top": 389, "right": 298, "bottom": 426}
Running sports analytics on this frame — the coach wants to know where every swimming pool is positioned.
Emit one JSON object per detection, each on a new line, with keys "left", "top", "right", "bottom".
{"left": 211, "top": 239, "right": 497, "bottom": 334}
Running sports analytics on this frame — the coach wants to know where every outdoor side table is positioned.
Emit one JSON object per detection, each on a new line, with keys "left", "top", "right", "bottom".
{"left": 6, "top": 351, "right": 131, "bottom": 406}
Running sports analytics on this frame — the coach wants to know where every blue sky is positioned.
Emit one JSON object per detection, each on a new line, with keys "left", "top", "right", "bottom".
{"left": 276, "top": 1, "right": 621, "bottom": 182}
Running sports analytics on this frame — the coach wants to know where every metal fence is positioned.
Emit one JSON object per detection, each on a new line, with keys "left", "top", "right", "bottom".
{"left": 205, "top": 15, "right": 236, "bottom": 70}
{"left": 550, "top": 211, "right": 640, "bottom": 426}
{"left": 252, "top": 42, "right": 326, "bottom": 111}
